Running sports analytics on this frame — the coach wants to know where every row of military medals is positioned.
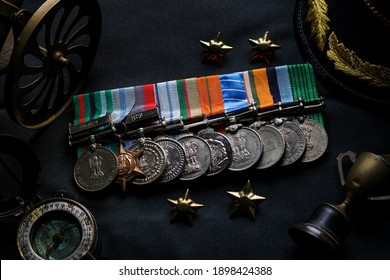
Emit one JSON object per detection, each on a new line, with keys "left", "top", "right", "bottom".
{"left": 69, "top": 98, "right": 328, "bottom": 193}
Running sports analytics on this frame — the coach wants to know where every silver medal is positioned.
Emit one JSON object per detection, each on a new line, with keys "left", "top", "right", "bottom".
{"left": 250, "top": 121, "right": 285, "bottom": 169}
{"left": 74, "top": 145, "right": 118, "bottom": 192}
{"left": 128, "top": 139, "right": 166, "bottom": 185}
{"left": 293, "top": 118, "right": 328, "bottom": 162}
{"left": 273, "top": 119, "right": 306, "bottom": 166}
{"left": 198, "top": 127, "right": 233, "bottom": 176}
{"left": 177, "top": 135, "right": 212, "bottom": 180}
{"left": 155, "top": 137, "right": 186, "bottom": 183}
{"left": 225, "top": 124, "right": 263, "bottom": 171}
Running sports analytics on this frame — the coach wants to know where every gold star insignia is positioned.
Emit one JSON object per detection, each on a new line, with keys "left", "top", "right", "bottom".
{"left": 249, "top": 31, "right": 281, "bottom": 65}
{"left": 227, "top": 180, "right": 266, "bottom": 221}
{"left": 167, "top": 189, "right": 204, "bottom": 226}
{"left": 115, "top": 142, "right": 144, "bottom": 192}
{"left": 200, "top": 32, "right": 233, "bottom": 66}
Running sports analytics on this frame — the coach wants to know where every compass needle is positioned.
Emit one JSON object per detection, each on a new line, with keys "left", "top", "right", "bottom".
{"left": 17, "top": 198, "right": 98, "bottom": 260}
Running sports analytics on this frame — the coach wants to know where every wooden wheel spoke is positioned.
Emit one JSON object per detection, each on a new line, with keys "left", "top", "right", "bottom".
{"left": 65, "top": 24, "right": 90, "bottom": 47}
{"left": 39, "top": 74, "right": 57, "bottom": 110}
{"left": 19, "top": 76, "right": 45, "bottom": 97}
{"left": 67, "top": 45, "right": 89, "bottom": 60}
{"left": 22, "top": 76, "right": 49, "bottom": 108}
{"left": 44, "top": 20, "right": 52, "bottom": 49}
{"left": 28, "top": 40, "right": 46, "bottom": 61}
{"left": 62, "top": 8, "right": 85, "bottom": 45}
{"left": 54, "top": 7, "right": 73, "bottom": 43}
{"left": 52, "top": 69, "right": 67, "bottom": 107}
{"left": 66, "top": 59, "right": 81, "bottom": 82}
{"left": 20, "top": 65, "right": 44, "bottom": 76}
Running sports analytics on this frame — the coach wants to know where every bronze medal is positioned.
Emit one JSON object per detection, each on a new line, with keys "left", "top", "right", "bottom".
{"left": 115, "top": 140, "right": 144, "bottom": 191}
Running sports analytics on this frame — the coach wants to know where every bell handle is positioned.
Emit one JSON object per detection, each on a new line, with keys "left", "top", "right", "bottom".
{"left": 336, "top": 151, "right": 357, "bottom": 186}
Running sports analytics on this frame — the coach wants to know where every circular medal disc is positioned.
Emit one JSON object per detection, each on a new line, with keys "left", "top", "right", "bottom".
{"left": 273, "top": 121, "right": 307, "bottom": 166}
{"left": 250, "top": 122, "right": 286, "bottom": 169}
{"left": 128, "top": 140, "right": 166, "bottom": 185}
{"left": 74, "top": 145, "right": 118, "bottom": 192}
{"left": 17, "top": 197, "right": 98, "bottom": 260}
{"left": 155, "top": 138, "right": 186, "bottom": 183}
{"left": 294, "top": 119, "right": 328, "bottom": 162}
{"left": 225, "top": 126, "right": 263, "bottom": 171}
{"left": 198, "top": 128, "right": 233, "bottom": 176}
{"left": 177, "top": 135, "right": 212, "bottom": 180}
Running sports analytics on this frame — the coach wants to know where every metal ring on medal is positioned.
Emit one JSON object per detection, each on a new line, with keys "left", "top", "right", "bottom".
{"left": 74, "top": 146, "right": 118, "bottom": 192}
{"left": 225, "top": 127, "right": 263, "bottom": 171}
{"left": 275, "top": 121, "right": 307, "bottom": 166}
{"left": 198, "top": 129, "right": 233, "bottom": 176}
{"left": 250, "top": 123, "right": 285, "bottom": 169}
{"left": 294, "top": 119, "right": 328, "bottom": 162}
{"left": 155, "top": 138, "right": 186, "bottom": 183}
{"left": 177, "top": 135, "right": 212, "bottom": 180}
{"left": 128, "top": 140, "right": 166, "bottom": 185}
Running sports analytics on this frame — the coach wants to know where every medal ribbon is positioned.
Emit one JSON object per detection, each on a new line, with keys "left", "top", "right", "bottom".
{"left": 243, "top": 64, "right": 323, "bottom": 125}
{"left": 287, "top": 64, "right": 323, "bottom": 125}
{"left": 72, "top": 63, "right": 323, "bottom": 154}
{"left": 72, "top": 84, "right": 157, "bottom": 155}
{"left": 73, "top": 84, "right": 156, "bottom": 125}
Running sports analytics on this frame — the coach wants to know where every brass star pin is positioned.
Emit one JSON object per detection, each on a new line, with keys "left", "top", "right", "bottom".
{"left": 227, "top": 180, "right": 266, "bottom": 221}
{"left": 115, "top": 142, "right": 144, "bottom": 192}
{"left": 167, "top": 189, "right": 204, "bottom": 226}
{"left": 249, "top": 31, "right": 281, "bottom": 65}
{"left": 200, "top": 32, "right": 233, "bottom": 66}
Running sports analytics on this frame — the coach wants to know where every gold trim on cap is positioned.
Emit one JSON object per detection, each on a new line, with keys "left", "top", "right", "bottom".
{"left": 306, "top": 0, "right": 390, "bottom": 88}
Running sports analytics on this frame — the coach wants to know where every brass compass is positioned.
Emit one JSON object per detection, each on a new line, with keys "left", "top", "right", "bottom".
{"left": 0, "top": 134, "right": 99, "bottom": 259}
{"left": 16, "top": 197, "right": 98, "bottom": 260}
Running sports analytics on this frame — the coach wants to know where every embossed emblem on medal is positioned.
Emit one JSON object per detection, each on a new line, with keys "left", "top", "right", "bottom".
{"left": 225, "top": 124, "right": 263, "bottom": 171}
{"left": 272, "top": 119, "right": 306, "bottom": 166}
{"left": 74, "top": 145, "right": 118, "bottom": 192}
{"left": 128, "top": 139, "right": 166, "bottom": 185}
{"left": 198, "top": 127, "right": 233, "bottom": 176}
{"left": 177, "top": 135, "right": 212, "bottom": 180}
{"left": 250, "top": 121, "right": 285, "bottom": 169}
{"left": 155, "top": 137, "right": 186, "bottom": 183}
{"left": 293, "top": 118, "right": 328, "bottom": 162}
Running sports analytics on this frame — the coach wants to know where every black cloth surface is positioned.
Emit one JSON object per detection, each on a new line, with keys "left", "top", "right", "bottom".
{"left": 1, "top": 0, "right": 389, "bottom": 260}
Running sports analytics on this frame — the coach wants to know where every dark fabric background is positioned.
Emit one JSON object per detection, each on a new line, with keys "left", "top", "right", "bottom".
{"left": 1, "top": 0, "right": 389, "bottom": 260}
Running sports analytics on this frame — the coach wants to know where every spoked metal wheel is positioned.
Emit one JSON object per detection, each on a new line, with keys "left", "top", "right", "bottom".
{"left": 5, "top": 0, "right": 101, "bottom": 128}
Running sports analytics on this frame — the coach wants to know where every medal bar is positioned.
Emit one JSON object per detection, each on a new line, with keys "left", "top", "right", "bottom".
{"left": 69, "top": 63, "right": 328, "bottom": 191}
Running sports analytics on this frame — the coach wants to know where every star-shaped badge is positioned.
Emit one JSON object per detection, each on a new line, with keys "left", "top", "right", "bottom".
{"left": 227, "top": 180, "right": 266, "bottom": 220}
{"left": 115, "top": 142, "right": 144, "bottom": 192}
{"left": 200, "top": 32, "right": 233, "bottom": 66}
{"left": 249, "top": 31, "right": 281, "bottom": 65}
{"left": 167, "top": 189, "right": 204, "bottom": 226}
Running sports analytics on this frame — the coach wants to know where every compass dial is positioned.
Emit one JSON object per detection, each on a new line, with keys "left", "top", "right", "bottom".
{"left": 17, "top": 198, "right": 98, "bottom": 260}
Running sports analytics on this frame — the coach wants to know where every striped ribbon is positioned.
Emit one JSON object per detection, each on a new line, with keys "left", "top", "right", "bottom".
{"left": 73, "top": 84, "right": 156, "bottom": 125}
{"left": 73, "top": 84, "right": 156, "bottom": 154}
{"left": 72, "top": 63, "right": 323, "bottom": 154}
{"left": 243, "top": 64, "right": 323, "bottom": 125}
